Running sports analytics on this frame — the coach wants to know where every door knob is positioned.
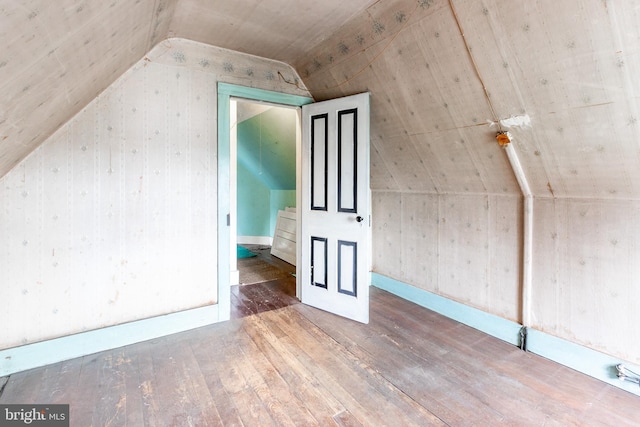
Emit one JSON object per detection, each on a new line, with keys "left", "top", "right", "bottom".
{"left": 356, "top": 216, "right": 364, "bottom": 223}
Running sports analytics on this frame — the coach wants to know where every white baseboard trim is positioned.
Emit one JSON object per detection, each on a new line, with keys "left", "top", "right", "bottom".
{"left": 237, "top": 236, "right": 273, "bottom": 245}
{"left": 0, "top": 304, "right": 220, "bottom": 377}
{"left": 371, "top": 272, "right": 640, "bottom": 397}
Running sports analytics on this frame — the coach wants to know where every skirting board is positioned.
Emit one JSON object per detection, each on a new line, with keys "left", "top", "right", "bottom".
{"left": 371, "top": 272, "right": 522, "bottom": 346}
{"left": 526, "top": 328, "right": 640, "bottom": 396}
{"left": 0, "top": 304, "right": 219, "bottom": 377}
{"left": 371, "top": 272, "right": 640, "bottom": 397}
{"left": 237, "top": 236, "right": 273, "bottom": 245}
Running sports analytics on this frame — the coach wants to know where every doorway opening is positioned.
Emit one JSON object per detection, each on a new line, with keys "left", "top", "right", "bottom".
{"left": 218, "top": 84, "right": 371, "bottom": 324}
{"left": 230, "top": 99, "right": 299, "bottom": 319}
{"left": 217, "top": 83, "right": 313, "bottom": 322}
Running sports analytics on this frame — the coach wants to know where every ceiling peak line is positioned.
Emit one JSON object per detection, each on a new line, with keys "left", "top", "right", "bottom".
{"left": 146, "top": 0, "right": 162, "bottom": 51}
{"left": 448, "top": 0, "right": 501, "bottom": 133}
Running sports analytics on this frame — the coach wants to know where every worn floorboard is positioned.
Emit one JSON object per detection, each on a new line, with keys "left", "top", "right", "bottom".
{"left": 232, "top": 244, "right": 298, "bottom": 320}
{"left": 2, "top": 287, "right": 640, "bottom": 426}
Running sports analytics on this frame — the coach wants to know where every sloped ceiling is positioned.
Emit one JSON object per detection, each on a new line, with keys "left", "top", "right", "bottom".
{"left": 169, "top": 0, "right": 377, "bottom": 66}
{"left": 3, "top": 0, "right": 640, "bottom": 200}
{"left": 293, "top": 0, "right": 640, "bottom": 199}
{"left": 0, "top": 0, "right": 374, "bottom": 179}
{"left": 0, "top": 0, "right": 177, "bottom": 177}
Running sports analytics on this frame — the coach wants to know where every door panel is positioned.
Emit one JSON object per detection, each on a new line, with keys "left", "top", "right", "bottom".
{"left": 311, "top": 113, "right": 328, "bottom": 211}
{"left": 301, "top": 93, "right": 370, "bottom": 324}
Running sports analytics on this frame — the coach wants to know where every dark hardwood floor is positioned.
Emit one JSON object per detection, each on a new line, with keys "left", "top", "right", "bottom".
{"left": 232, "top": 244, "right": 298, "bottom": 319}
{"left": 231, "top": 275, "right": 298, "bottom": 319}
{"left": 2, "top": 283, "right": 640, "bottom": 425}
{"left": 238, "top": 244, "right": 296, "bottom": 276}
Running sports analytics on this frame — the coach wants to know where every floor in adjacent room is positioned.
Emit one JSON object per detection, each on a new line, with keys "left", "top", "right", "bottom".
{"left": 2, "top": 282, "right": 640, "bottom": 425}
{"left": 232, "top": 244, "right": 298, "bottom": 319}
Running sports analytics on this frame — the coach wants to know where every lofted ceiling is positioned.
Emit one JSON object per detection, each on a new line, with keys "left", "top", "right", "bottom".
{"left": 0, "top": 0, "right": 374, "bottom": 179}
{"left": 169, "top": 0, "right": 377, "bottom": 66}
{"left": 0, "top": 0, "right": 176, "bottom": 177}
{"left": 2, "top": 0, "right": 640, "bottom": 200}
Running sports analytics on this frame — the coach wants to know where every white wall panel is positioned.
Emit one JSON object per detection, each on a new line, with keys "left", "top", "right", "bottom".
{"left": 0, "top": 38, "right": 308, "bottom": 349}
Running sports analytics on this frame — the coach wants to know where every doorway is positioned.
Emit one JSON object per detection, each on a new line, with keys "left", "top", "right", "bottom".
{"left": 232, "top": 99, "right": 299, "bottom": 318}
{"left": 217, "top": 82, "right": 314, "bottom": 322}
{"left": 218, "top": 84, "right": 371, "bottom": 324}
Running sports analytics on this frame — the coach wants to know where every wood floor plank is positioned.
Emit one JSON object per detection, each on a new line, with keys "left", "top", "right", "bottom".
{"left": 293, "top": 301, "right": 485, "bottom": 425}
{"left": 231, "top": 278, "right": 298, "bottom": 319}
{"left": 73, "top": 353, "right": 110, "bottom": 425}
{"left": 258, "top": 314, "right": 388, "bottom": 425}
{"left": 237, "top": 318, "right": 325, "bottom": 426}
{"left": 96, "top": 350, "right": 133, "bottom": 427}
{"left": 234, "top": 332, "right": 310, "bottom": 426}
{"left": 242, "top": 310, "right": 349, "bottom": 425}
{"left": 117, "top": 345, "right": 147, "bottom": 427}
{"left": 0, "top": 363, "right": 59, "bottom": 404}
{"left": 3, "top": 285, "right": 640, "bottom": 426}
{"left": 267, "top": 306, "right": 447, "bottom": 426}
{"left": 189, "top": 327, "right": 246, "bottom": 427}
{"left": 332, "top": 409, "right": 365, "bottom": 427}
{"left": 146, "top": 335, "right": 222, "bottom": 427}
{"left": 133, "top": 343, "right": 164, "bottom": 427}
{"left": 210, "top": 326, "right": 280, "bottom": 426}
{"left": 297, "top": 289, "right": 640, "bottom": 426}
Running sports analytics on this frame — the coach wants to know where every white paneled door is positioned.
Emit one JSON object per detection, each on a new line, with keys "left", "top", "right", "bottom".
{"left": 301, "top": 93, "right": 370, "bottom": 323}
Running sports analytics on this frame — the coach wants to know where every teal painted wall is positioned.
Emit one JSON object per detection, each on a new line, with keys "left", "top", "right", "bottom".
{"left": 237, "top": 108, "right": 297, "bottom": 189}
{"left": 237, "top": 107, "right": 297, "bottom": 239}
{"left": 237, "top": 162, "right": 271, "bottom": 237}
{"left": 237, "top": 172, "right": 296, "bottom": 238}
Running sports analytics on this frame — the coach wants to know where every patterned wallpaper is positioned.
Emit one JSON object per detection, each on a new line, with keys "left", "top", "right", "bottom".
{"left": 296, "top": 0, "right": 640, "bottom": 200}
{"left": 373, "top": 191, "right": 521, "bottom": 322}
{"left": 2, "top": 0, "right": 640, "bottom": 365}
{"left": 0, "top": 0, "right": 177, "bottom": 178}
{"left": 0, "top": 38, "right": 309, "bottom": 349}
{"left": 294, "top": 0, "right": 640, "bottom": 362}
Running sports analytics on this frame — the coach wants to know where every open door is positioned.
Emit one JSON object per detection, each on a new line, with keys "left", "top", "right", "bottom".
{"left": 300, "top": 93, "right": 370, "bottom": 323}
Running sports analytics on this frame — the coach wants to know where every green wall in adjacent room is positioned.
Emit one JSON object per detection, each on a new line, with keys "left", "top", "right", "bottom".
{"left": 237, "top": 106, "right": 297, "bottom": 240}
{"left": 237, "top": 161, "right": 271, "bottom": 237}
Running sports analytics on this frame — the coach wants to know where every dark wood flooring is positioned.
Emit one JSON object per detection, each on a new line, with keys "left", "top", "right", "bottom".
{"left": 232, "top": 244, "right": 298, "bottom": 319}
{"left": 231, "top": 276, "right": 298, "bottom": 319}
{"left": 238, "top": 244, "right": 296, "bottom": 276}
{"left": 2, "top": 286, "right": 640, "bottom": 425}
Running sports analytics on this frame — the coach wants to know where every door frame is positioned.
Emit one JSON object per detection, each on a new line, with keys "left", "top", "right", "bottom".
{"left": 217, "top": 82, "right": 313, "bottom": 321}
